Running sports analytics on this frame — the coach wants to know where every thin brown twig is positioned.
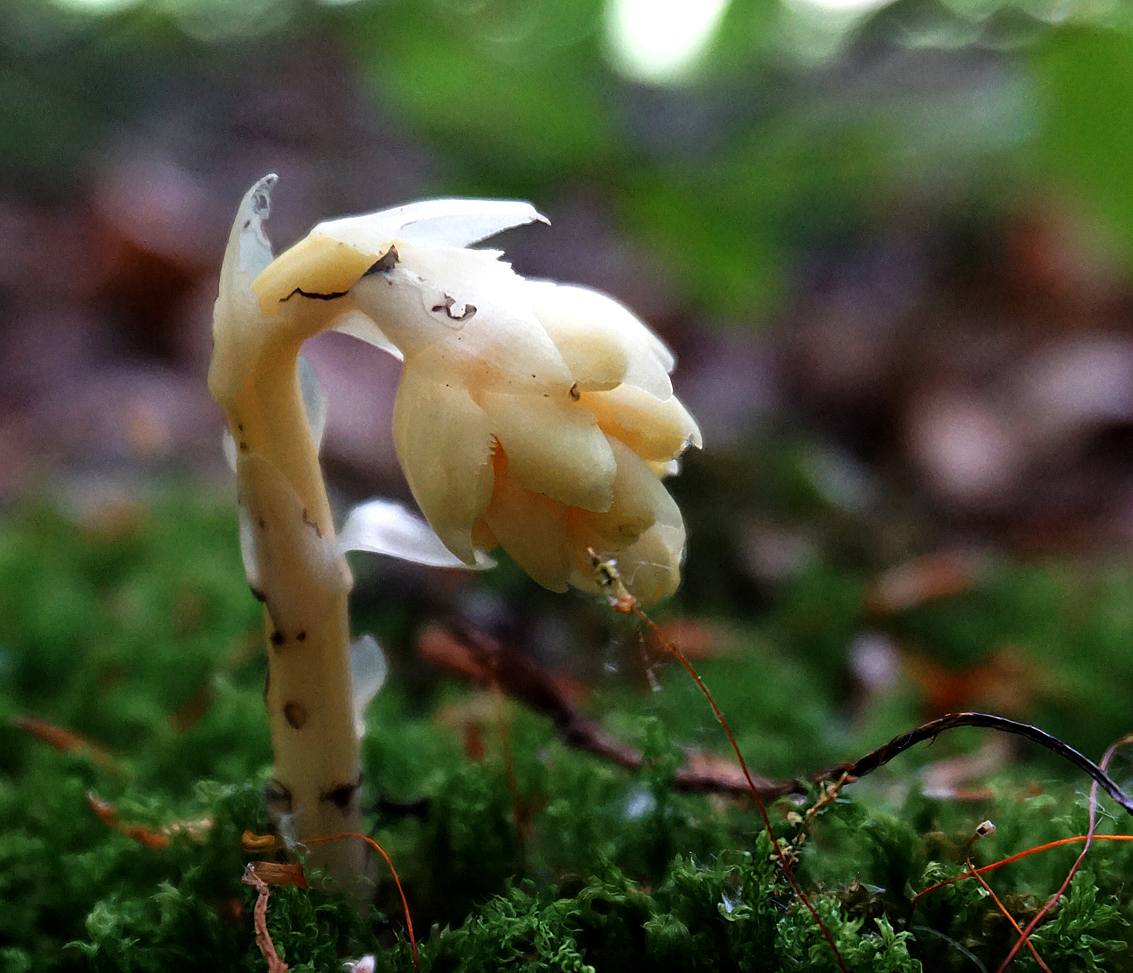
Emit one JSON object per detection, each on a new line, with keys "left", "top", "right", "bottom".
{"left": 241, "top": 863, "right": 289, "bottom": 973}
{"left": 423, "top": 622, "right": 1133, "bottom": 825}
{"left": 823, "top": 714, "right": 1133, "bottom": 816}
{"left": 419, "top": 622, "right": 794, "bottom": 797}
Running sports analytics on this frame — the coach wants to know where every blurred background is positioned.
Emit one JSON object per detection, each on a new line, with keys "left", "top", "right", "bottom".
{"left": 5, "top": 0, "right": 1133, "bottom": 768}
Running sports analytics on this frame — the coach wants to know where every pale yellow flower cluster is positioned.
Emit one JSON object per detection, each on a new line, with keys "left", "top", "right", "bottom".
{"left": 251, "top": 191, "right": 701, "bottom": 606}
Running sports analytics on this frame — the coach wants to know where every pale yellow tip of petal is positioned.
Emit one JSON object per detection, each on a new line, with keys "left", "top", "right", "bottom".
{"left": 253, "top": 233, "right": 379, "bottom": 317}
{"left": 585, "top": 384, "right": 703, "bottom": 462}
{"left": 619, "top": 522, "right": 685, "bottom": 607}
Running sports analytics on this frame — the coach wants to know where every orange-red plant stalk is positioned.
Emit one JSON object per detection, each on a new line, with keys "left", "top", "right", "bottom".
{"left": 306, "top": 833, "right": 419, "bottom": 972}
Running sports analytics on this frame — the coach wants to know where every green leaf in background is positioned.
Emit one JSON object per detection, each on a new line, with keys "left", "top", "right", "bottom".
{"left": 342, "top": 0, "right": 618, "bottom": 193}
{"left": 1028, "top": 25, "right": 1133, "bottom": 258}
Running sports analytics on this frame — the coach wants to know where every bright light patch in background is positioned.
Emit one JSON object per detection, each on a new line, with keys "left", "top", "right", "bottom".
{"left": 50, "top": 0, "right": 138, "bottom": 13}
{"left": 605, "top": 0, "right": 732, "bottom": 85}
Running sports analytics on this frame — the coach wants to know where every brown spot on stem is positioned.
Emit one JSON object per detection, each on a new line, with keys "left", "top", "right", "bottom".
{"left": 283, "top": 701, "right": 308, "bottom": 730}
{"left": 569, "top": 382, "right": 581, "bottom": 401}
{"left": 270, "top": 631, "right": 285, "bottom": 648}
{"left": 250, "top": 586, "right": 266, "bottom": 603}
{"left": 320, "top": 774, "right": 363, "bottom": 813}
{"left": 301, "top": 508, "right": 323, "bottom": 539}
{"left": 296, "top": 631, "right": 306, "bottom": 642}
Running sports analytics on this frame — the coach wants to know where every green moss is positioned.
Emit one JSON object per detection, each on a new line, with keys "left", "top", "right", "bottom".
{"left": 2, "top": 491, "right": 1133, "bottom": 971}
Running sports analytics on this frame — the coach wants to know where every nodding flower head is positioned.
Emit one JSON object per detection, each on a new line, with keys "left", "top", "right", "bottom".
{"left": 249, "top": 184, "right": 702, "bottom": 606}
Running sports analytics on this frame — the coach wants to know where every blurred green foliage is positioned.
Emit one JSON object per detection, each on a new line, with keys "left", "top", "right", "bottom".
{"left": 2, "top": 0, "right": 1132, "bottom": 312}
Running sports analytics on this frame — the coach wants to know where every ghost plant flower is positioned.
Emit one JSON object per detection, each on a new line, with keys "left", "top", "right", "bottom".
{"left": 209, "top": 175, "right": 699, "bottom": 890}
{"left": 254, "top": 185, "right": 702, "bottom": 605}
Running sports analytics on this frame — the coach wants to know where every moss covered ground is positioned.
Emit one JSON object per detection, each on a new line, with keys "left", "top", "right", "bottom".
{"left": 3, "top": 489, "right": 1133, "bottom": 972}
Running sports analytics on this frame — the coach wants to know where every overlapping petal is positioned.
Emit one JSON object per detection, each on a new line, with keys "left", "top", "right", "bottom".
{"left": 565, "top": 438, "right": 686, "bottom": 605}
{"left": 478, "top": 390, "right": 616, "bottom": 512}
{"left": 482, "top": 450, "right": 573, "bottom": 592}
{"left": 316, "top": 198, "right": 546, "bottom": 251}
{"left": 569, "top": 437, "right": 680, "bottom": 551}
{"left": 582, "top": 383, "right": 703, "bottom": 462}
{"left": 391, "top": 353, "right": 495, "bottom": 565}
{"left": 609, "top": 520, "right": 686, "bottom": 607}
{"left": 528, "top": 282, "right": 675, "bottom": 398}
{"left": 349, "top": 249, "right": 573, "bottom": 387}
{"left": 253, "top": 199, "right": 545, "bottom": 316}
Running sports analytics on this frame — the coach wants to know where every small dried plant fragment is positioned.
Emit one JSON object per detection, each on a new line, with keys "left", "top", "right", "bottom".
{"left": 210, "top": 176, "right": 700, "bottom": 891}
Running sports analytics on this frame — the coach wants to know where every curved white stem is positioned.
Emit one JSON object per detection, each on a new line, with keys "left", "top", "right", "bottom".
{"left": 210, "top": 176, "right": 367, "bottom": 891}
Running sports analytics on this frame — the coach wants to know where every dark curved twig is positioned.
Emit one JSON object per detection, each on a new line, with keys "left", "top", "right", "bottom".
{"left": 811, "top": 712, "right": 1133, "bottom": 817}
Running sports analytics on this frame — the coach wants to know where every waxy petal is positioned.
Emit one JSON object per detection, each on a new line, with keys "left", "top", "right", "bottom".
{"left": 332, "top": 311, "right": 403, "bottom": 361}
{"left": 392, "top": 357, "right": 495, "bottom": 565}
{"left": 210, "top": 175, "right": 281, "bottom": 406}
{"left": 479, "top": 389, "right": 616, "bottom": 512}
{"left": 584, "top": 384, "right": 703, "bottom": 461}
{"left": 253, "top": 200, "right": 545, "bottom": 316}
{"left": 348, "top": 250, "right": 573, "bottom": 387}
{"left": 569, "top": 459, "right": 686, "bottom": 609}
{"left": 482, "top": 452, "right": 571, "bottom": 592}
{"left": 350, "top": 634, "right": 388, "bottom": 739}
{"left": 527, "top": 282, "right": 675, "bottom": 398}
{"left": 614, "top": 521, "right": 685, "bottom": 607}
{"left": 569, "top": 437, "right": 678, "bottom": 550}
{"left": 530, "top": 285, "right": 627, "bottom": 391}
{"left": 321, "top": 198, "right": 546, "bottom": 250}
